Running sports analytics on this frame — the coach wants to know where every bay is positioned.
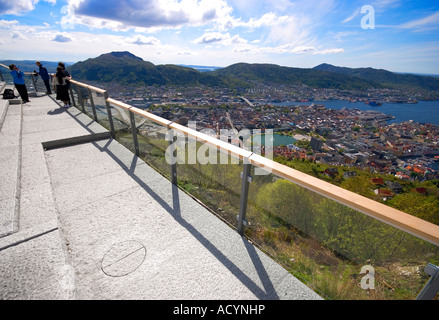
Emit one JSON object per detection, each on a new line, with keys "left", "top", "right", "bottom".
{"left": 272, "top": 100, "right": 439, "bottom": 126}
{"left": 253, "top": 133, "right": 297, "bottom": 146}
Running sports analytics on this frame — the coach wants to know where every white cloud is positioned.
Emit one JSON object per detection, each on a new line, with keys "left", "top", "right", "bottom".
{"left": 0, "top": 19, "right": 19, "bottom": 28}
{"left": 193, "top": 32, "right": 247, "bottom": 46}
{"left": 343, "top": 0, "right": 402, "bottom": 24}
{"left": 124, "top": 35, "right": 160, "bottom": 46}
{"left": 315, "top": 48, "right": 345, "bottom": 55}
{"left": 52, "top": 32, "right": 74, "bottom": 42}
{"left": 12, "top": 31, "right": 27, "bottom": 40}
{"left": 0, "top": 0, "right": 56, "bottom": 15}
{"left": 253, "top": 44, "right": 344, "bottom": 56}
{"left": 234, "top": 47, "right": 250, "bottom": 53}
{"left": 342, "top": 8, "right": 360, "bottom": 24}
{"left": 0, "top": 0, "right": 35, "bottom": 15}
{"left": 398, "top": 11, "right": 439, "bottom": 31}
{"left": 66, "top": 0, "right": 234, "bottom": 31}
{"left": 193, "top": 32, "right": 226, "bottom": 44}
{"left": 238, "top": 12, "right": 293, "bottom": 29}
{"left": 291, "top": 46, "right": 316, "bottom": 54}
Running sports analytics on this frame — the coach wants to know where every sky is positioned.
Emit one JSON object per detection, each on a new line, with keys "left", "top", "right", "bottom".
{"left": 0, "top": 0, "right": 438, "bottom": 74}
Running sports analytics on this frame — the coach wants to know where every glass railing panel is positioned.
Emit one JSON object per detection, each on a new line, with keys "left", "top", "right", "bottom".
{"left": 245, "top": 172, "right": 439, "bottom": 300}
{"left": 69, "top": 83, "right": 82, "bottom": 110}
{"left": 136, "top": 117, "right": 171, "bottom": 180}
{"left": 31, "top": 74, "right": 49, "bottom": 93}
{"left": 175, "top": 136, "right": 243, "bottom": 228}
{"left": 106, "top": 101, "right": 134, "bottom": 155}
{"left": 107, "top": 101, "right": 131, "bottom": 133}
{"left": 1, "top": 70, "right": 14, "bottom": 86}
{"left": 90, "top": 90, "right": 111, "bottom": 130}
{"left": 69, "top": 84, "right": 92, "bottom": 117}
{"left": 22, "top": 74, "right": 35, "bottom": 94}
{"left": 79, "top": 88, "right": 94, "bottom": 118}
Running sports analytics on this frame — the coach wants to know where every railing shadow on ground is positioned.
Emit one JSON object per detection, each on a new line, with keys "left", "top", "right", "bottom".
{"left": 88, "top": 137, "right": 283, "bottom": 300}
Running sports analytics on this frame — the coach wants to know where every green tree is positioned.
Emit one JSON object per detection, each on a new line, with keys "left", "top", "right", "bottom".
{"left": 254, "top": 178, "right": 316, "bottom": 234}
{"left": 389, "top": 193, "right": 439, "bottom": 225}
{"left": 340, "top": 176, "right": 375, "bottom": 198}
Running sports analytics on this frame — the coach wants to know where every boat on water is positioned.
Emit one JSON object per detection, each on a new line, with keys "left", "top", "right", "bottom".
{"left": 365, "top": 100, "right": 383, "bottom": 107}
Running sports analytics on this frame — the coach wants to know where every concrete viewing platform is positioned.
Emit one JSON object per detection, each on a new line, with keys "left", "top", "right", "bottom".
{"left": 0, "top": 85, "right": 322, "bottom": 300}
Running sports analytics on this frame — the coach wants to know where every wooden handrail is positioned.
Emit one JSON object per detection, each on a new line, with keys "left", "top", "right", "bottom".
{"left": 72, "top": 79, "right": 439, "bottom": 246}
{"left": 249, "top": 153, "right": 439, "bottom": 245}
{"left": 69, "top": 79, "right": 107, "bottom": 94}
{"left": 107, "top": 97, "right": 254, "bottom": 160}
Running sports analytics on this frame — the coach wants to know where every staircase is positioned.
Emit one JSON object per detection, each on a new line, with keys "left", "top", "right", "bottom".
{"left": 0, "top": 84, "right": 22, "bottom": 237}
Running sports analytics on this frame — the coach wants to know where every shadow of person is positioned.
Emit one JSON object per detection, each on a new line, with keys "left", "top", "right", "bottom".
{"left": 47, "top": 108, "right": 67, "bottom": 115}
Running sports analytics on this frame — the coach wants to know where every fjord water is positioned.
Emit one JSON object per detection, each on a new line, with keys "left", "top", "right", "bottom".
{"left": 274, "top": 100, "right": 439, "bottom": 126}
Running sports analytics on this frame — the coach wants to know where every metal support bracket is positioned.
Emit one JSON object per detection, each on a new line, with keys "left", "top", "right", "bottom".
{"left": 129, "top": 110, "right": 140, "bottom": 156}
{"left": 167, "top": 124, "right": 178, "bottom": 185}
{"left": 103, "top": 91, "right": 115, "bottom": 138}
{"left": 88, "top": 88, "right": 98, "bottom": 122}
{"left": 69, "top": 87, "right": 77, "bottom": 108}
{"left": 416, "top": 263, "right": 439, "bottom": 300}
{"left": 237, "top": 162, "right": 252, "bottom": 235}
{"left": 76, "top": 87, "right": 86, "bottom": 113}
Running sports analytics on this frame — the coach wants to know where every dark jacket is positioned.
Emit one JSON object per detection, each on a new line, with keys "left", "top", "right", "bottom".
{"left": 38, "top": 65, "right": 50, "bottom": 81}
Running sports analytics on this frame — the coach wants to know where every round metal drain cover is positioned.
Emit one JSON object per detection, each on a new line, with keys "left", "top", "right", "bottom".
{"left": 101, "top": 240, "right": 146, "bottom": 277}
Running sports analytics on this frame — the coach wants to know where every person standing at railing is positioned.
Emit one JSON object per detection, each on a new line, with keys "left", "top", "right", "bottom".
{"left": 58, "top": 62, "right": 71, "bottom": 105}
{"left": 53, "top": 66, "right": 72, "bottom": 108}
{"left": 35, "top": 61, "right": 52, "bottom": 94}
{"left": 8, "top": 64, "right": 30, "bottom": 104}
{"left": 58, "top": 62, "right": 71, "bottom": 88}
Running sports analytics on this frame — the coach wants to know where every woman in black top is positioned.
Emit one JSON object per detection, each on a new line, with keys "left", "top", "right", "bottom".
{"left": 54, "top": 67, "right": 72, "bottom": 108}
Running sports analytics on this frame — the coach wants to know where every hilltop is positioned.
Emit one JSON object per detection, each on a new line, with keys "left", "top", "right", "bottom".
{"left": 211, "top": 62, "right": 380, "bottom": 90}
{"left": 65, "top": 51, "right": 439, "bottom": 93}
{"left": 68, "top": 52, "right": 379, "bottom": 90}
{"left": 314, "top": 63, "right": 439, "bottom": 92}
{"left": 68, "top": 51, "right": 225, "bottom": 87}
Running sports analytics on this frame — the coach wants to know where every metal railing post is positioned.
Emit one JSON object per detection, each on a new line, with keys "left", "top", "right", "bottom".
{"left": 129, "top": 110, "right": 140, "bottom": 156}
{"left": 88, "top": 88, "right": 98, "bottom": 122}
{"left": 104, "top": 91, "right": 115, "bottom": 138}
{"left": 237, "top": 161, "right": 252, "bottom": 235}
{"left": 77, "top": 86, "right": 86, "bottom": 113}
{"left": 30, "top": 74, "right": 37, "bottom": 94}
{"left": 416, "top": 263, "right": 439, "bottom": 300}
{"left": 166, "top": 126, "right": 178, "bottom": 185}
{"left": 69, "top": 87, "right": 77, "bottom": 108}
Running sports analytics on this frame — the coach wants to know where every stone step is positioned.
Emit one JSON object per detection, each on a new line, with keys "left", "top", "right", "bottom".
{"left": 0, "top": 97, "right": 22, "bottom": 237}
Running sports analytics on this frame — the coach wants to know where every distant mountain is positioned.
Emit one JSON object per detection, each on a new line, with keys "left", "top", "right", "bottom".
{"left": 0, "top": 60, "right": 74, "bottom": 73}
{"left": 66, "top": 51, "right": 439, "bottom": 92}
{"left": 68, "top": 51, "right": 225, "bottom": 87}
{"left": 211, "top": 63, "right": 381, "bottom": 90}
{"left": 314, "top": 63, "right": 439, "bottom": 91}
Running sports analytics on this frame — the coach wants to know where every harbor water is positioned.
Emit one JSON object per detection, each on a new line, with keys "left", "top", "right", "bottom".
{"left": 272, "top": 100, "right": 439, "bottom": 126}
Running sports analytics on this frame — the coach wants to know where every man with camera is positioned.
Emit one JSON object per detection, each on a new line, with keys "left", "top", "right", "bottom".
{"left": 9, "top": 64, "right": 30, "bottom": 104}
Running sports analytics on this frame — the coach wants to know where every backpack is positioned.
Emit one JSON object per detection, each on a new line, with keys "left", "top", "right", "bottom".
{"left": 2, "top": 89, "right": 16, "bottom": 99}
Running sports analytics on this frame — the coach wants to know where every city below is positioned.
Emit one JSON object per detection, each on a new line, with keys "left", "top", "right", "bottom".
{"left": 91, "top": 81, "right": 439, "bottom": 185}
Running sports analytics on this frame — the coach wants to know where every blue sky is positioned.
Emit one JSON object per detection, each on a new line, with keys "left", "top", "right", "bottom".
{"left": 0, "top": 0, "right": 438, "bottom": 74}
